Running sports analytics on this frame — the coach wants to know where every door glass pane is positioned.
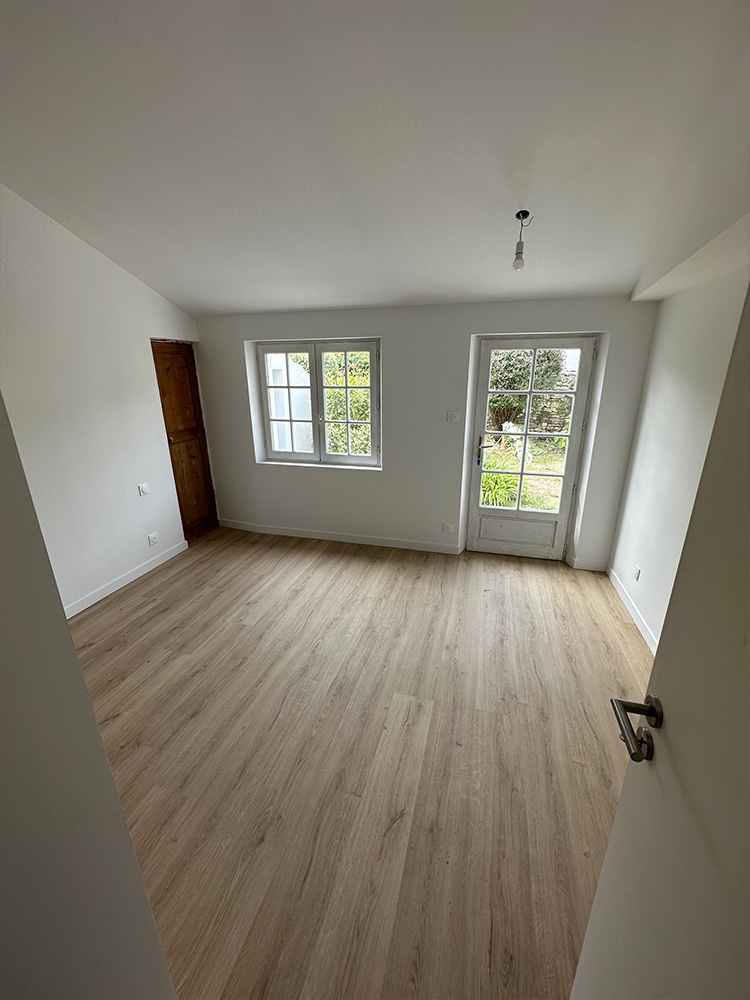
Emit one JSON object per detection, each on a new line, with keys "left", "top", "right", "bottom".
{"left": 489, "top": 350, "right": 532, "bottom": 390}
{"left": 290, "top": 387, "right": 312, "bottom": 421}
{"left": 347, "top": 351, "right": 370, "bottom": 386}
{"left": 292, "top": 422, "right": 314, "bottom": 453}
{"left": 268, "top": 388, "right": 289, "bottom": 420}
{"left": 350, "top": 424, "right": 371, "bottom": 456}
{"left": 524, "top": 436, "right": 568, "bottom": 475}
{"left": 271, "top": 421, "right": 292, "bottom": 451}
{"left": 265, "top": 353, "right": 287, "bottom": 386}
{"left": 482, "top": 434, "right": 523, "bottom": 472}
{"left": 486, "top": 393, "right": 527, "bottom": 433}
{"left": 348, "top": 389, "right": 370, "bottom": 422}
{"left": 323, "top": 352, "right": 346, "bottom": 386}
{"left": 287, "top": 352, "right": 311, "bottom": 386}
{"left": 529, "top": 394, "right": 573, "bottom": 434}
{"left": 481, "top": 472, "right": 519, "bottom": 508}
{"left": 520, "top": 476, "right": 563, "bottom": 512}
{"left": 325, "top": 423, "right": 347, "bottom": 453}
{"left": 533, "top": 348, "right": 580, "bottom": 391}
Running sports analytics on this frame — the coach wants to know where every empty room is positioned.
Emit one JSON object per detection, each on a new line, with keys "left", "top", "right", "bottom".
{"left": 1, "top": 3, "right": 748, "bottom": 1000}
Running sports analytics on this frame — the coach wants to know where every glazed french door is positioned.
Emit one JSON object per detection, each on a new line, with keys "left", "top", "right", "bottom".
{"left": 466, "top": 335, "right": 596, "bottom": 559}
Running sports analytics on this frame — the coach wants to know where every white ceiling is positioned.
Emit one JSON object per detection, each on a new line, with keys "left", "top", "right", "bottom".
{"left": 0, "top": 1, "right": 747, "bottom": 318}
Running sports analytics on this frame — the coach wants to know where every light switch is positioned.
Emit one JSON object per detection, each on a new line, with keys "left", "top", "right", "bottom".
{"left": 138, "top": 483, "right": 150, "bottom": 496}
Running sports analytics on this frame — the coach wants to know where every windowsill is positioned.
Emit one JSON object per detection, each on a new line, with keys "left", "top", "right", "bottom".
{"left": 259, "top": 460, "right": 382, "bottom": 471}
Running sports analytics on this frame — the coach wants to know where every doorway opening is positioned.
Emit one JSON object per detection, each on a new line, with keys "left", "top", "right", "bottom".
{"left": 466, "top": 335, "right": 597, "bottom": 559}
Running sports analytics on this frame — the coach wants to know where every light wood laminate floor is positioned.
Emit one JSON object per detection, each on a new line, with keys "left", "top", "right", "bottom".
{"left": 70, "top": 528, "right": 652, "bottom": 1000}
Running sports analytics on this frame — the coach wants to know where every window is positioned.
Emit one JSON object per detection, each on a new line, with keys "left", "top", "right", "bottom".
{"left": 255, "top": 340, "right": 381, "bottom": 467}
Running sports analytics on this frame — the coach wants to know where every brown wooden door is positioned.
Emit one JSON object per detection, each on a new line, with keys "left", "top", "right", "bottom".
{"left": 152, "top": 341, "right": 218, "bottom": 542}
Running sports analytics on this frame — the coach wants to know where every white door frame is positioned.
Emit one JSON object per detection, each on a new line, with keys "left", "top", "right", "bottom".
{"left": 465, "top": 334, "right": 598, "bottom": 560}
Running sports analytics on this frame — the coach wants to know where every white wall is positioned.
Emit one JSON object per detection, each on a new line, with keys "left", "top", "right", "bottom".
{"left": 0, "top": 388, "right": 176, "bottom": 1000}
{"left": 609, "top": 268, "right": 749, "bottom": 650}
{"left": 196, "top": 296, "right": 657, "bottom": 569}
{"left": 0, "top": 185, "right": 198, "bottom": 616}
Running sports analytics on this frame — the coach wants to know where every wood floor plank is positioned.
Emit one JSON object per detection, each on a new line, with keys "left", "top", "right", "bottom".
{"left": 69, "top": 527, "right": 653, "bottom": 1000}
{"left": 301, "top": 691, "right": 433, "bottom": 1000}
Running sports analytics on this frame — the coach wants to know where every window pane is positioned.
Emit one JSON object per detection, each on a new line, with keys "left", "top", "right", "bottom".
{"left": 271, "top": 421, "right": 292, "bottom": 451}
{"left": 287, "top": 352, "right": 311, "bottom": 386}
{"left": 348, "top": 388, "right": 370, "bottom": 422}
{"left": 347, "top": 351, "right": 370, "bottom": 386}
{"left": 265, "top": 353, "right": 287, "bottom": 386}
{"left": 486, "top": 393, "right": 527, "bottom": 433}
{"left": 323, "top": 352, "right": 346, "bottom": 386}
{"left": 482, "top": 434, "right": 523, "bottom": 472}
{"left": 268, "top": 387, "right": 289, "bottom": 420}
{"left": 524, "top": 436, "right": 567, "bottom": 475}
{"left": 529, "top": 394, "right": 573, "bottom": 434}
{"left": 533, "top": 348, "right": 580, "bottom": 391}
{"left": 325, "top": 388, "right": 346, "bottom": 421}
{"left": 489, "top": 350, "right": 532, "bottom": 391}
{"left": 290, "top": 387, "right": 312, "bottom": 421}
{"left": 350, "top": 424, "right": 371, "bottom": 456}
{"left": 521, "top": 476, "right": 563, "bottom": 512}
{"left": 325, "top": 423, "right": 347, "bottom": 454}
{"left": 292, "top": 422, "right": 314, "bottom": 453}
{"left": 481, "top": 473, "right": 519, "bottom": 508}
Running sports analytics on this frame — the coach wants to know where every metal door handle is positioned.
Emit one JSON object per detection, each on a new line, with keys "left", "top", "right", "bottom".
{"left": 611, "top": 695, "right": 663, "bottom": 762}
{"left": 168, "top": 436, "right": 174, "bottom": 444}
{"left": 477, "top": 435, "right": 493, "bottom": 465}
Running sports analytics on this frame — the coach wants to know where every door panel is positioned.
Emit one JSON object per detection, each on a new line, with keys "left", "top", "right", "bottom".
{"left": 572, "top": 292, "right": 750, "bottom": 999}
{"left": 152, "top": 341, "right": 217, "bottom": 542}
{"left": 467, "top": 336, "right": 596, "bottom": 559}
{"left": 171, "top": 440, "right": 211, "bottom": 524}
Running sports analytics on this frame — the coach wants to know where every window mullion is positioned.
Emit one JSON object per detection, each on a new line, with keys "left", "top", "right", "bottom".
{"left": 312, "top": 342, "right": 325, "bottom": 463}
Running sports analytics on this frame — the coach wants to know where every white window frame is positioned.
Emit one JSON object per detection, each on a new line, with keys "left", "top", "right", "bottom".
{"left": 255, "top": 339, "right": 381, "bottom": 468}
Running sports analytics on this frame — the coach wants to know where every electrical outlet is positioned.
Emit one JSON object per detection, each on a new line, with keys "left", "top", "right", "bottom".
{"left": 442, "top": 522, "right": 455, "bottom": 534}
{"left": 138, "top": 482, "right": 150, "bottom": 496}
{"left": 446, "top": 411, "right": 460, "bottom": 423}
{"left": 633, "top": 565, "right": 641, "bottom": 581}
{"left": 148, "top": 532, "right": 159, "bottom": 547}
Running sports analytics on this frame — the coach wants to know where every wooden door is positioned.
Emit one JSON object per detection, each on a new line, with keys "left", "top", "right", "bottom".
{"left": 572, "top": 291, "right": 749, "bottom": 998}
{"left": 152, "top": 341, "right": 217, "bottom": 542}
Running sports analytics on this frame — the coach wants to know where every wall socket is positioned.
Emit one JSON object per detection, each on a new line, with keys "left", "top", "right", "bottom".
{"left": 138, "top": 482, "right": 151, "bottom": 496}
{"left": 446, "top": 411, "right": 460, "bottom": 423}
{"left": 442, "top": 523, "right": 455, "bottom": 534}
{"left": 148, "top": 532, "right": 159, "bottom": 547}
{"left": 633, "top": 565, "right": 641, "bottom": 581}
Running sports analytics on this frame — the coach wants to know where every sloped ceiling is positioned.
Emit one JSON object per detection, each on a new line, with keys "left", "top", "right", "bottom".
{"left": 0, "top": 1, "right": 747, "bottom": 317}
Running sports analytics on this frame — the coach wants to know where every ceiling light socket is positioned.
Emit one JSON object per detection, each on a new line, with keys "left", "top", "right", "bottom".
{"left": 511, "top": 210, "right": 533, "bottom": 271}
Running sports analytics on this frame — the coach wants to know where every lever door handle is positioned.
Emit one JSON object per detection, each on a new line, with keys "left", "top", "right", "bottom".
{"left": 611, "top": 695, "right": 663, "bottom": 762}
{"left": 477, "top": 435, "right": 493, "bottom": 465}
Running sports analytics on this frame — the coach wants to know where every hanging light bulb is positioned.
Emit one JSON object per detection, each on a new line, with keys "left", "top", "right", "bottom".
{"left": 512, "top": 210, "right": 532, "bottom": 271}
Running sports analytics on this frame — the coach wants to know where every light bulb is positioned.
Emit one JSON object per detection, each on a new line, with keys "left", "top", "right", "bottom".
{"left": 512, "top": 256, "right": 524, "bottom": 271}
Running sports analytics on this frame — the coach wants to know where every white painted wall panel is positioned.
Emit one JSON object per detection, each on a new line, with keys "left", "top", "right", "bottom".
{"left": 609, "top": 268, "right": 749, "bottom": 647}
{"left": 0, "top": 388, "right": 176, "bottom": 999}
{"left": 197, "top": 296, "right": 657, "bottom": 569}
{"left": 0, "top": 185, "right": 198, "bottom": 614}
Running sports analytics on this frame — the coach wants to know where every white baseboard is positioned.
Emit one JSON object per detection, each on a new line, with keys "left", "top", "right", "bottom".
{"left": 566, "top": 555, "right": 608, "bottom": 571}
{"left": 607, "top": 566, "right": 659, "bottom": 654}
{"left": 218, "top": 519, "right": 461, "bottom": 556}
{"left": 64, "top": 540, "right": 188, "bottom": 619}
